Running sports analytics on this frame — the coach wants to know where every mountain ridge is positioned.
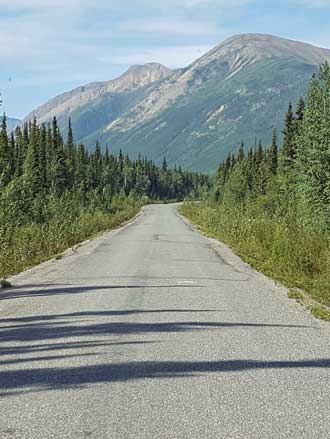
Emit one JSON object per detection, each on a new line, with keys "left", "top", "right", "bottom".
{"left": 25, "top": 63, "right": 172, "bottom": 125}
{"left": 23, "top": 34, "right": 330, "bottom": 171}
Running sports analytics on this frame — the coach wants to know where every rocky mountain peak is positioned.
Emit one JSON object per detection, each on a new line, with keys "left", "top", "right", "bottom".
{"left": 189, "top": 33, "right": 330, "bottom": 78}
{"left": 25, "top": 63, "right": 172, "bottom": 124}
{"left": 109, "top": 63, "right": 172, "bottom": 93}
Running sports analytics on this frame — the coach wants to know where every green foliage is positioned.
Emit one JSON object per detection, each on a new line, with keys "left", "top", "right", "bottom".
{"left": 0, "top": 279, "right": 12, "bottom": 288}
{"left": 269, "top": 130, "right": 278, "bottom": 175}
{"left": 0, "top": 115, "right": 13, "bottom": 188}
{"left": 0, "top": 118, "right": 209, "bottom": 278}
{"left": 0, "top": 195, "right": 143, "bottom": 279}
{"left": 296, "top": 64, "right": 330, "bottom": 226}
{"left": 182, "top": 201, "right": 330, "bottom": 309}
{"left": 182, "top": 63, "right": 330, "bottom": 312}
{"left": 312, "top": 306, "right": 330, "bottom": 321}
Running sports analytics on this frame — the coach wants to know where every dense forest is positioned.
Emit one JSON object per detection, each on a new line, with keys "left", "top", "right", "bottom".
{"left": 0, "top": 116, "right": 208, "bottom": 278}
{"left": 182, "top": 63, "right": 330, "bottom": 319}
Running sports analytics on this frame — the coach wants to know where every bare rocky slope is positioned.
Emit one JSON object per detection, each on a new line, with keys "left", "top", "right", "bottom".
{"left": 25, "top": 63, "right": 171, "bottom": 125}
{"left": 24, "top": 34, "right": 330, "bottom": 171}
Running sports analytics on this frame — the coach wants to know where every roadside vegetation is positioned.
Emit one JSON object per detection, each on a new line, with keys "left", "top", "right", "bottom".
{"left": 182, "top": 63, "right": 330, "bottom": 320}
{"left": 0, "top": 116, "right": 208, "bottom": 279}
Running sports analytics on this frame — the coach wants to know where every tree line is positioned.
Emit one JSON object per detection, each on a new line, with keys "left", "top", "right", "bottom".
{"left": 0, "top": 116, "right": 208, "bottom": 278}
{"left": 215, "top": 63, "right": 330, "bottom": 229}
{"left": 0, "top": 116, "right": 208, "bottom": 224}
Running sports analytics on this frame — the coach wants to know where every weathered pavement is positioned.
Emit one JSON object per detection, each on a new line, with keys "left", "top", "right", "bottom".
{"left": 0, "top": 204, "right": 329, "bottom": 439}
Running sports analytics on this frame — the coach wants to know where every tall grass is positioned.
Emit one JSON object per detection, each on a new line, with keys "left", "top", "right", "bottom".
{"left": 181, "top": 202, "right": 330, "bottom": 308}
{"left": 0, "top": 198, "right": 143, "bottom": 279}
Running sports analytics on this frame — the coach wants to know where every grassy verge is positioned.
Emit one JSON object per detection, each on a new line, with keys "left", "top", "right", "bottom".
{"left": 0, "top": 202, "right": 143, "bottom": 280}
{"left": 180, "top": 202, "right": 330, "bottom": 321}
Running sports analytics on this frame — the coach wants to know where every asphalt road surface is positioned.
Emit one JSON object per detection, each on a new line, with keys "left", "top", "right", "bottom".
{"left": 0, "top": 204, "right": 329, "bottom": 439}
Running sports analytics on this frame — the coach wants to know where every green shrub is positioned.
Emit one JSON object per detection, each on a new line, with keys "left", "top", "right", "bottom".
{"left": 181, "top": 201, "right": 330, "bottom": 308}
{"left": 0, "top": 195, "right": 144, "bottom": 279}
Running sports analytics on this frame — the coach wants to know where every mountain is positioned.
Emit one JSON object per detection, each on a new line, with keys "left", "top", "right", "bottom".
{"left": 1, "top": 116, "right": 20, "bottom": 132}
{"left": 25, "top": 34, "right": 330, "bottom": 172}
{"left": 25, "top": 63, "right": 172, "bottom": 129}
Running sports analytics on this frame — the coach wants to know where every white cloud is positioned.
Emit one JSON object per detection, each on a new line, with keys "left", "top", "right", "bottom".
{"left": 100, "top": 45, "right": 213, "bottom": 68}
{"left": 118, "top": 18, "right": 219, "bottom": 37}
{"left": 0, "top": 0, "right": 230, "bottom": 70}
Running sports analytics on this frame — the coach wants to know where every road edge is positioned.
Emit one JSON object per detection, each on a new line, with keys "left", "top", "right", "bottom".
{"left": 176, "top": 205, "right": 330, "bottom": 326}
{"left": 3, "top": 205, "right": 147, "bottom": 287}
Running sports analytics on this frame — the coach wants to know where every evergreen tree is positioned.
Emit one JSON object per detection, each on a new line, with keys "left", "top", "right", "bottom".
{"left": 0, "top": 114, "right": 12, "bottom": 187}
{"left": 14, "top": 126, "right": 24, "bottom": 177}
{"left": 296, "top": 97, "right": 305, "bottom": 122}
{"left": 23, "top": 118, "right": 42, "bottom": 193}
{"left": 282, "top": 102, "right": 296, "bottom": 168}
{"left": 255, "top": 141, "right": 264, "bottom": 168}
{"left": 231, "top": 153, "right": 236, "bottom": 170}
{"left": 238, "top": 142, "right": 245, "bottom": 162}
{"left": 297, "top": 63, "right": 330, "bottom": 222}
{"left": 162, "top": 157, "right": 168, "bottom": 171}
{"left": 65, "top": 118, "right": 75, "bottom": 188}
{"left": 49, "top": 117, "right": 67, "bottom": 193}
{"left": 269, "top": 129, "right": 278, "bottom": 175}
{"left": 223, "top": 153, "right": 232, "bottom": 184}
{"left": 38, "top": 124, "right": 47, "bottom": 188}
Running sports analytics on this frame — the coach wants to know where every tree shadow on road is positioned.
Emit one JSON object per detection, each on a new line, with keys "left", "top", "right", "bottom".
{"left": 0, "top": 305, "right": 323, "bottom": 398}
{"left": 0, "top": 309, "right": 224, "bottom": 324}
{"left": 0, "top": 284, "right": 203, "bottom": 301}
{"left": 0, "top": 358, "right": 329, "bottom": 397}
{"left": 0, "top": 275, "right": 250, "bottom": 301}
{"left": 0, "top": 340, "right": 157, "bottom": 357}
{"left": 0, "top": 314, "right": 312, "bottom": 344}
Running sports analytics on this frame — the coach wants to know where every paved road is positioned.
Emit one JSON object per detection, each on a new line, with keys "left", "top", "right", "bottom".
{"left": 0, "top": 204, "right": 329, "bottom": 439}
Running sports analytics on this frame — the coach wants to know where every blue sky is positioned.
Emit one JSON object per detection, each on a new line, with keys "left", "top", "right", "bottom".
{"left": 1, "top": 0, "right": 330, "bottom": 118}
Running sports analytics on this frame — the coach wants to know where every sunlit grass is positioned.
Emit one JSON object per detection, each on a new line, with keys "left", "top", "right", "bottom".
{"left": 0, "top": 202, "right": 142, "bottom": 279}
{"left": 181, "top": 202, "right": 330, "bottom": 310}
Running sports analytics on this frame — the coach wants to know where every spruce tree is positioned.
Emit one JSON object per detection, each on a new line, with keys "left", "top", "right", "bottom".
{"left": 38, "top": 124, "right": 47, "bottom": 188}
{"left": 162, "top": 157, "right": 168, "bottom": 172}
{"left": 65, "top": 118, "right": 76, "bottom": 188}
{"left": 231, "top": 153, "right": 236, "bottom": 170}
{"left": 256, "top": 141, "right": 264, "bottom": 168}
{"left": 297, "top": 64, "right": 330, "bottom": 222}
{"left": 24, "top": 118, "right": 42, "bottom": 193}
{"left": 0, "top": 114, "right": 12, "bottom": 187}
{"left": 269, "top": 129, "right": 278, "bottom": 175}
{"left": 75, "top": 143, "right": 87, "bottom": 189}
{"left": 296, "top": 97, "right": 305, "bottom": 122}
{"left": 246, "top": 147, "right": 254, "bottom": 191}
{"left": 223, "top": 153, "right": 232, "bottom": 184}
{"left": 282, "top": 102, "right": 296, "bottom": 168}
{"left": 238, "top": 142, "right": 245, "bottom": 162}
{"left": 49, "top": 117, "right": 67, "bottom": 193}
{"left": 14, "top": 126, "right": 24, "bottom": 177}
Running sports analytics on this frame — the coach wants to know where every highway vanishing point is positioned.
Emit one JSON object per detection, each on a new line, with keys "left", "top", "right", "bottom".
{"left": 0, "top": 204, "right": 329, "bottom": 438}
